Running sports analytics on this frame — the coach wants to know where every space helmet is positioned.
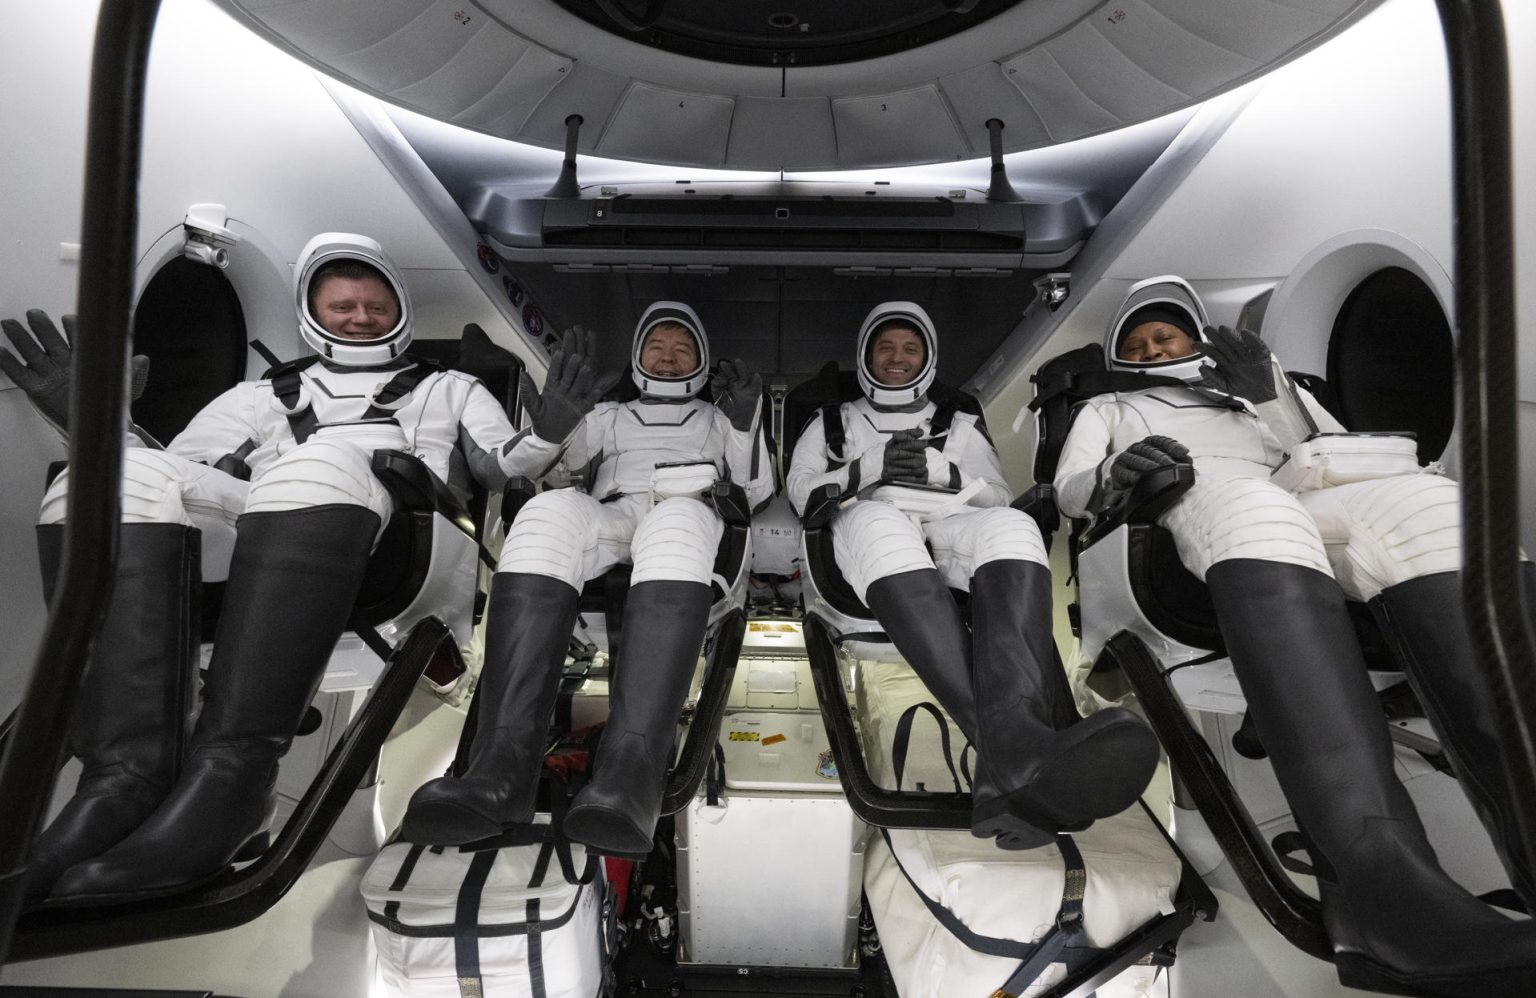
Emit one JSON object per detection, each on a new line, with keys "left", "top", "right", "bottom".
{"left": 856, "top": 301, "right": 937, "bottom": 406}
{"left": 1105, "top": 276, "right": 1209, "bottom": 381}
{"left": 632, "top": 301, "right": 709, "bottom": 399}
{"left": 295, "top": 232, "right": 412, "bottom": 367}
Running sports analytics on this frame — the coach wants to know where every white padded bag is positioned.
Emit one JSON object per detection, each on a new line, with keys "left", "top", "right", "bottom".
{"left": 362, "top": 832, "right": 607, "bottom": 998}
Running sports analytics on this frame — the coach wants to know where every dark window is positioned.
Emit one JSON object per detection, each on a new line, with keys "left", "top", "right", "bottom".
{"left": 1326, "top": 267, "right": 1454, "bottom": 461}
{"left": 130, "top": 257, "right": 248, "bottom": 443}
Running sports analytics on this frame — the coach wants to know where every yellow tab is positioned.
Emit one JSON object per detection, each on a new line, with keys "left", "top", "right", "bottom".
{"left": 761, "top": 733, "right": 786, "bottom": 746}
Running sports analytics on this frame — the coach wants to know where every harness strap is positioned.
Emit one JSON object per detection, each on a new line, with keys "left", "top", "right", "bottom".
{"left": 362, "top": 358, "right": 443, "bottom": 420}
{"left": 820, "top": 404, "right": 847, "bottom": 469}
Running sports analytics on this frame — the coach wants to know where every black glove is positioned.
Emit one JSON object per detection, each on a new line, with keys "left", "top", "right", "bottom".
{"left": 880, "top": 428, "right": 928, "bottom": 485}
{"left": 517, "top": 326, "right": 613, "bottom": 443}
{"left": 710, "top": 358, "right": 763, "bottom": 431}
{"left": 0, "top": 310, "right": 149, "bottom": 433}
{"left": 1107, "top": 435, "right": 1192, "bottom": 495}
{"left": 1198, "top": 325, "right": 1276, "bottom": 403}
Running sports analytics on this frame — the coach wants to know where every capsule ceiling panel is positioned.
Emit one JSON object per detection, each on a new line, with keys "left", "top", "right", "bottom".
{"left": 215, "top": 0, "right": 1384, "bottom": 170}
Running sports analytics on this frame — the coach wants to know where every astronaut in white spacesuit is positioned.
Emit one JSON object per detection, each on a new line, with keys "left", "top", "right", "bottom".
{"left": 402, "top": 301, "right": 771, "bottom": 858}
{"left": 1054, "top": 276, "right": 1536, "bottom": 994}
{"left": 2, "top": 233, "right": 542, "bottom": 903}
{"left": 786, "top": 302, "right": 1159, "bottom": 849}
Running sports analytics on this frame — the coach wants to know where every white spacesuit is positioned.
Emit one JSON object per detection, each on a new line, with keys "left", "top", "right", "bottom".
{"left": 786, "top": 301, "right": 1159, "bottom": 850}
{"left": 12, "top": 233, "right": 536, "bottom": 904}
{"left": 403, "top": 301, "right": 771, "bottom": 858}
{"left": 1054, "top": 276, "right": 1536, "bottom": 994}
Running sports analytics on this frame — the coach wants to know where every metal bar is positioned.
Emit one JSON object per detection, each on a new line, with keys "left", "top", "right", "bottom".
{"left": 1107, "top": 631, "right": 1332, "bottom": 960}
{"left": 803, "top": 616, "right": 972, "bottom": 830}
{"left": 661, "top": 609, "right": 745, "bottom": 815}
{"left": 0, "top": 0, "right": 162, "bottom": 964}
{"left": 1434, "top": 0, "right": 1536, "bottom": 883}
{"left": 7, "top": 618, "right": 449, "bottom": 961}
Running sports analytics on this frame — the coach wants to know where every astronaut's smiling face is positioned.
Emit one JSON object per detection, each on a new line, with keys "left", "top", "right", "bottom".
{"left": 312, "top": 274, "right": 400, "bottom": 340}
{"left": 640, "top": 322, "right": 699, "bottom": 377}
{"left": 1118, "top": 320, "right": 1196, "bottom": 364}
{"left": 869, "top": 326, "right": 926, "bottom": 386}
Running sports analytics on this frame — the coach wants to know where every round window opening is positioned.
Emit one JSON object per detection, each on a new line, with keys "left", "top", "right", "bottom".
{"left": 1326, "top": 266, "right": 1454, "bottom": 462}
{"left": 131, "top": 256, "right": 248, "bottom": 443}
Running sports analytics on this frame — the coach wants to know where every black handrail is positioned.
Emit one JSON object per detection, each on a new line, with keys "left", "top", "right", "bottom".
{"left": 7, "top": 617, "right": 452, "bottom": 961}
{"left": 803, "top": 616, "right": 972, "bottom": 830}
{"left": 1434, "top": 0, "right": 1536, "bottom": 887}
{"left": 660, "top": 609, "right": 745, "bottom": 815}
{"left": 0, "top": 0, "right": 162, "bottom": 964}
{"left": 1106, "top": 630, "right": 1332, "bottom": 960}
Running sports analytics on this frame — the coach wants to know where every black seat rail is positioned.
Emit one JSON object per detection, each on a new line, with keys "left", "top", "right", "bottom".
{"left": 8, "top": 617, "right": 454, "bottom": 960}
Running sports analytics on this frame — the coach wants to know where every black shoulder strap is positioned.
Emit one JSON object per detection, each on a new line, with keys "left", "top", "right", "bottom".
{"left": 267, "top": 356, "right": 322, "bottom": 444}
{"left": 820, "top": 403, "right": 847, "bottom": 469}
{"left": 361, "top": 356, "right": 444, "bottom": 420}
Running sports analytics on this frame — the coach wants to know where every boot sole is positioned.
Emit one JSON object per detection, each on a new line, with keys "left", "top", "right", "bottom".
{"left": 399, "top": 798, "right": 506, "bottom": 847}
{"left": 1335, "top": 951, "right": 1536, "bottom": 998}
{"left": 562, "top": 802, "right": 654, "bottom": 860}
{"left": 973, "top": 714, "right": 1159, "bottom": 833}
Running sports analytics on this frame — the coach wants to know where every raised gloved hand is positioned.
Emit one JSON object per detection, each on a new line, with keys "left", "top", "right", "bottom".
{"left": 0, "top": 310, "right": 150, "bottom": 433}
{"left": 1106, "top": 435, "right": 1192, "bottom": 498}
{"left": 710, "top": 358, "right": 762, "bottom": 431}
{"left": 1198, "top": 325, "right": 1276, "bottom": 404}
{"left": 518, "top": 326, "right": 612, "bottom": 443}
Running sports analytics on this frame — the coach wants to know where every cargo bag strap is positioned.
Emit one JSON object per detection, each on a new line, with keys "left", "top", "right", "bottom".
{"left": 891, "top": 701, "right": 966, "bottom": 793}
{"left": 454, "top": 850, "right": 498, "bottom": 998}
{"left": 877, "top": 827, "right": 1096, "bottom": 998}
{"left": 885, "top": 703, "right": 1100, "bottom": 997}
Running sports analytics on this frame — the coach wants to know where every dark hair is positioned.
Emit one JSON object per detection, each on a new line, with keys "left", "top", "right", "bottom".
{"left": 865, "top": 318, "right": 926, "bottom": 367}
{"left": 308, "top": 259, "right": 398, "bottom": 312}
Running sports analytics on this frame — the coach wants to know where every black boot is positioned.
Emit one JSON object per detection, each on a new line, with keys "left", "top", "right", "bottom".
{"left": 868, "top": 567, "right": 1156, "bottom": 850}
{"left": 969, "top": 561, "right": 1159, "bottom": 844}
{"left": 1372, "top": 568, "right": 1536, "bottom": 912}
{"left": 51, "top": 504, "right": 380, "bottom": 901}
{"left": 401, "top": 573, "right": 580, "bottom": 845}
{"left": 24, "top": 523, "right": 199, "bottom": 904}
{"left": 1208, "top": 559, "right": 1536, "bottom": 997}
{"left": 563, "top": 580, "right": 711, "bottom": 858}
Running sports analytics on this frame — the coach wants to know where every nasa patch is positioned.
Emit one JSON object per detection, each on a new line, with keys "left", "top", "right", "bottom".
{"left": 523, "top": 303, "right": 545, "bottom": 338}
{"left": 502, "top": 275, "right": 524, "bottom": 306}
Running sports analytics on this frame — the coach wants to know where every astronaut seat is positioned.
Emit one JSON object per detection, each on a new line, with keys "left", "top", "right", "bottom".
{"left": 1030, "top": 288, "right": 1520, "bottom": 968}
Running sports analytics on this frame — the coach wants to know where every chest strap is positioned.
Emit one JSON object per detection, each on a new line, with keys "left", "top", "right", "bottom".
{"left": 271, "top": 356, "right": 442, "bottom": 444}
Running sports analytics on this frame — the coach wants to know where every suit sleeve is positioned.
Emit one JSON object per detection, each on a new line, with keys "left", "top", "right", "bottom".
{"left": 1053, "top": 399, "right": 1122, "bottom": 519}
{"left": 167, "top": 383, "right": 262, "bottom": 468}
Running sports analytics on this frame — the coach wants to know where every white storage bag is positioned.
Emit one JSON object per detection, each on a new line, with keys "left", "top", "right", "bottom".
{"left": 361, "top": 831, "right": 609, "bottom": 998}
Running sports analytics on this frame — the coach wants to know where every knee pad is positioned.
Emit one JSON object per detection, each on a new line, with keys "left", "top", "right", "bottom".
{"left": 963, "top": 507, "right": 1049, "bottom": 570}
{"left": 244, "top": 440, "right": 393, "bottom": 522}
{"left": 501, "top": 489, "right": 604, "bottom": 588}
{"left": 1164, "top": 477, "right": 1330, "bottom": 580}
{"left": 39, "top": 450, "right": 204, "bottom": 526}
{"left": 630, "top": 498, "right": 723, "bottom": 586}
{"left": 1319, "top": 475, "right": 1463, "bottom": 597}
{"left": 832, "top": 501, "right": 932, "bottom": 602}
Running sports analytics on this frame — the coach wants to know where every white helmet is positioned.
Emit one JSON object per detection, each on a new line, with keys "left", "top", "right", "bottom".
{"left": 1105, "top": 276, "right": 1209, "bottom": 382}
{"left": 295, "top": 232, "right": 412, "bottom": 367}
{"left": 632, "top": 301, "right": 709, "bottom": 399}
{"left": 856, "top": 301, "right": 937, "bottom": 406}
